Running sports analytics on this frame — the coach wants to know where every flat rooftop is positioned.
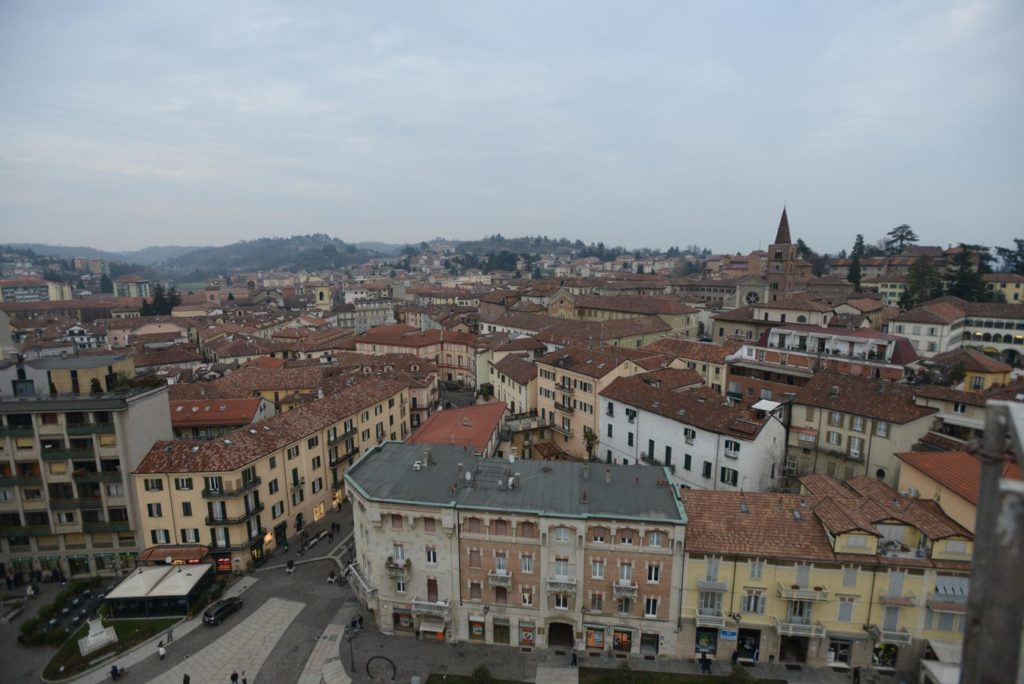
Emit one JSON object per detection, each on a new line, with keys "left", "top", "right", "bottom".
{"left": 106, "top": 563, "right": 212, "bottom": 600}
{"left": 345, "top": 442, "right": 686, "bottom": 524}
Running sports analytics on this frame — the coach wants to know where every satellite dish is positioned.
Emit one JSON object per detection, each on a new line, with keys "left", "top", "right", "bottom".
{"left": 165, "top": 555, "right": 174, "bottom": 565}
{"left": 465, "top": 471, "right": 472, "bottom": 482}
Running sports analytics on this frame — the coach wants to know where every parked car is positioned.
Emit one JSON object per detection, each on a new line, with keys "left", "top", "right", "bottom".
{"left": 202, "top": 596, "right": 242, "bottom": 625}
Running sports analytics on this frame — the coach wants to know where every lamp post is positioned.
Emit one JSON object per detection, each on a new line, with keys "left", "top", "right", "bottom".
{"left": 344, "top": 627, "right": 357, "bottom": 672}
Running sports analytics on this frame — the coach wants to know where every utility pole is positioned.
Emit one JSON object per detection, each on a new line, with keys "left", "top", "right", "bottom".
{"left": 960, "top": 401, "right": 1024, "bottom": 684}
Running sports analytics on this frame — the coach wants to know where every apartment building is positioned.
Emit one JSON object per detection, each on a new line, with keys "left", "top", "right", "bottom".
{"left": 355, "top": 325, "right": 479, "bottom": 387}
{"left": 725, "top": 325, "right": 915, "bottom": 406}
{"left": 133, "top": 379, "right": 409, "bottom": 571}
{"left": 890, "top": 302, "right": 965, "bottom": 358}
{"left": 535, "top": 347, "right": 643, "bottom": 459}
{"left": 547, "top": 292, "right": 699, "bottom": 338}
{"left": 490, "top": 355, "right": 538, "bottom": 416}
{"left": 642, "top": 337, "right": 741, "bottom": 395}
{"left": 113, "top": 276, "right": 152, "bottom": 299}
{"left": 599, "top": 377, "right": 785, "bottom": 492}
{"left": 681, "top": 474, "right": 973, "bottom": 673}
{"left": 0, "top": 383, "right": 172, "bottom": 579}
{"left": 787, "top": 374, "right": 936, "bottom": 487}
{"left": 0, "top": 278, "right": 72, "bottom": 303}
{"left": 344, "top": 443, "right": 687, "bottom": 658}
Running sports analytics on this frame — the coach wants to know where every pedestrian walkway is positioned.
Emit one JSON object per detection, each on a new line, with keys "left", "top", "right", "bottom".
{"left": 297, "top": 599, "right": 360, "bottom": 684}
{"left": 535, "top": 664, "right": 578, "bottom": 684}
{"left": 146, "top": 597, "right": 305, "bottom": 684}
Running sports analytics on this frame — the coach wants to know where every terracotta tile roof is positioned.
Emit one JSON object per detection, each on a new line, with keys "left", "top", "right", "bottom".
{"left": 712, "top": 306, "right": 756, "bottom": 323}
{"left": 893, "top": 297, "right": 967, "bottom": 324}
{"left": 912, "top": 385, "right": 988, "bottom": 407}
{"left": 491, "top": 355, "right": 537, "bottom": 386}
{"left": 170, "top": 398, "right": 265, "bottom": 428}
{"left": 483, "top": 312, "right": 670, "bottom": 346}
{"left": 357, "top": 326, "right": 478, "bottom": 348}
{"left": 896, "top": 450, "right": 1021, "bottom": 505}
{"left": 136, "top": 378, "right": 408, "bottom": 473}
{"left": 493, "top": 337, "right": 547, "bottom": 353}
{"left": 573, "top": 295, "right": 698, "bottom": 316}
{"left": 930, "top": 348, "right": 1012, "bottom": 374}
{"left": 537, "top": 346, "right": 633, "bottom": 379}
{"left": 407, "top": 402, "right": 507, "bottom": 453}
{"left": 133, "top": 347, "right": 204, "bottom": 368}
{"left": 793, "top": 372, "right": 936, "bottom": 424}
{"left": 963, "top": 301, "right": 1024, "bottom": 319}
{"left": 844, "top": 298, "right": 886, "bottom": 313}
{"left": 635, "top": 367, "right": 705, "bottom": 391}
{"left": 600, "top": 377, "right": 768, "bottom": 439}
{"left": 642, "top": 337, "right": 742, "bottom": 364}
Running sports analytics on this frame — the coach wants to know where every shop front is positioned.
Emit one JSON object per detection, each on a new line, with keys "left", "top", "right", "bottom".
{"left": 67, "top": 554, "right": 91, "bottom": 576}
{"left": 872, "top": 642, "right": 899, "bottom": 670}
{"left": 492, "top": 618, "right": 510, "bottom": 645}
{"left": 418, "top": 616, "right": 447, "bottom": 641}
{"left": 519, "top": 621, "right": 535, "bottom": 648}
{"left": 640, "top": 632, "right": 659, "bottom": 656}
{"left": 468, "top": 616, "right": 486, "bottom": 641}
{"left": 828, "top": 637, "right": 854, "bottom": 667}
{"left": 696, "top": 626, "right": 719, "bottom": 655}
{"left": 274, "top": 522, "right": 288, "bottom": 551}
{"left": 736, "top": 628, "right": 762, "bottom": 662}
{"left": 392, "top": 608, "right": 414, "bottom": 632}
{"left": 613, "top": 628, "right": 633, "bottom": 654}
{"left": 585, "top": 625, "right": 606, "bottom": 653}
{"left": 248, "top": 537, "right": 265, "bottom": 567}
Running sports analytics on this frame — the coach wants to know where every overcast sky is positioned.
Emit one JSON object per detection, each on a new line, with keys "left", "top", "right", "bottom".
{"left": 1, "top": 1, "right": 1020, "bottom": 254}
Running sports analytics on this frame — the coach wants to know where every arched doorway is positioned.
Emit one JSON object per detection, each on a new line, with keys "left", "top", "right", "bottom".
{"left": 548, "top": 622, "right": 574, "bottom": 648}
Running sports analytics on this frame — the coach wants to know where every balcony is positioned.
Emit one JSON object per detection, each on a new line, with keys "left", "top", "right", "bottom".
{"left": 204, "top": 502, "right": 264, "bottom": 525}
{"left": 777, "top": 582, "right": 830, "bottom": 601}
{"left": 878, "top": 591, "right": 917, "bottom": 607}
{"left": 546, "top": 576, "right": 577, "bottom": 593}
{"left": 557, "top": 384, "right": 575, "bottom": 395}
{"left": 926, "top": 593, "right": 968, "bottom": 613}
{"left": 411, "top": 598, "right": 449, "bottom": 618}
{"left": 772, "top": 616, "right": 826, "bottom": 638}
{"left": 612, "top": 580, "right": 638, "bottom": 600}
{"left": 346, "top": 563, "right": 377, "bottom": 599}
{"left": 73, "top": 471, "right": 123, "bottom": 484}
{"left": 0, "top": 474, "right": 42, "bottom": 487}
{"left": 868, "top": 624, "right": 912, "bottom": 645}
{"left": 67, "top": 423, "right": 114, "bottom": 435}
{"left": 49, "top": 498, "right": 80, "bottom": 511}
{"left": 202, "top": 477, "right": 262, "bottom": 498}
{"left": 550, "top": 423, "right": 574, "bottom": 438}
{"left": 41, "top": 447, "right": 94, "bottom": 461}
{"left": 0, "top": 524, "right": 52, "bottom": 537}
{"left": 488, "top": 570, "right": 512, "bottom": 589}
{"left": 697, "top": 580, "right": 729, "bottom": 592}
{"left": 385, "top": 557, "right": 411, "bottom": 579}
{"left": 554, "top": 402, "right": 575, "bottom": 414}
{"left": 0, "top": 425, "right": 34, "bottom": 438}
{"left": 695, "top": 607, "right": 727, "bottom": 628}
{"left": 83, "top": 521, "right": 130, "bottom": 533}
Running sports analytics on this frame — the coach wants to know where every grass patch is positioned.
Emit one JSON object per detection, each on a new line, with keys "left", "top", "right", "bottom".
{"left": 42, "top": 617, "right": 178, "bottom": 680}
{"left": 579, "top": 669, "right": 787, "bottom": 684}
{"left": 425, "top": 676, "right": 525, "bottom": 684}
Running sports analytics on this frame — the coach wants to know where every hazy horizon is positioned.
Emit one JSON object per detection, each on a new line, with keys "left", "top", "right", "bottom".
{"left": 2, "top": 1, "right": 1021, "bottom": 254}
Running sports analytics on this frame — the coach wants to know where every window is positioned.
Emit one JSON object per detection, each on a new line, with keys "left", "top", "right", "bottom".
{"left": 391, "top": 514, "right": 403, "bottom": 530}
{"left": 271, "top": 502, "right": 284, "bottom": 518}
{"left": 56, "top": 511, "right": 74, "bottom": 524}
{"left": 307, "top": 436, "right": 319, "bottom": 449}
{"left": 875, "top": 421, "right": 889, "bottom": 438}
{"left": 150, "top": 529, "right": 170, "bottom": 544}
{"left": 181, "top": 528, "right": 200, "bottom": 544}
{"left": 466, "top": 517, "right": 481, "bottom": 533}
{"left": 553, "top": 526, "right": 570, "bottom": 543}
{"left": 724, "top": 439, "right": 740, "bottom": 456}
{"left": 684, "top": 454, "right": 692, "bottom": 471}
{"left": 664, "top": 446, "right": 672, "bottom": 465}
{"left": 749, "top": 560, "right": 764, "bottom": 580}
{"left": 470, "top": 582, "right": 481, "bottom": 600}
{"left": 843, "top": 565, "right": 858, "bottom": 587}
{"left": 181, "top": 501, "right": 192, "bottom": 517}
{"left": 147, "top": 503, "right": 162, "bottom": 517}
{"left": 469, "top": 549, "right": 481, "bottom": 568}
{"left": 606, "top": 424, "right": 613, "bottom": 438}
{"left": 495, "top": 552, "right": 508, "bottom": 574}
{"left": 953, "top": 402, "right": 966, "bottom": 414}
{"left": 393, "top": 544, "right": 405, "bottom": 563}
{"left": 837, "top": 596, "right": 854, "bottom": 622}
{"left": 522, "top": 588, "right": 533, "bottom": 606}
{"left": 591, "top": 527, "right": 606, "bottom": 543}
{"left": 287, "top": 445, "right": 300, "bottom": 459}
{"left": 684, "top": 427, "right": 696, "bottom": 444}
{"left": 426, "top": 546, "right": 437, "bottom": 564}
{"left": 521, "top": 554, "right": 533, "bottom": 573}
{"left": 105, "top": 483, "right": 123, "bottom": 497}
{"left": 591, "top": 592, "right": 604, "bottom": 611}
{"left": 644, "top": 597, "right": 659, "bottom": 617}
{"left": 829, "top": 411, "right": 843, "bottom": 426}
{"left": 174, "top": 477, "right": 193, "bottom": 490}
{"left": 851, "top": 416, "right": 864, "bottom": 432}
{"left": 311, "top": 456, "right": 321, "bottom": 470}
{"left": 269, "top": 479, "right": 279, "bottom": 494}
{"left": 617, "top": 597, "right": 632, "bottom": 614}
{"left": 741, "top": 589, "right": 765, "bottom": 614}
{"left": 619, "top": 530, "right": 634, "bottom": 545}
{"left": 144, "top": 478, "right": 163, "bottom": 492}
{"left": 591, "top": 559, "right": 605, "bottom": 579}
{"left": 555, "top": 593, "right": 569, "bottom": 610}
{"left": 269, "top": 455, "right": 277, "bottom": 469}
{"left": 647, "top": 564, "right": 660, "bottom": 583}
{"left": 720, "top": 466, "right": 738, "bottom": 486}
{"left": 702, "top": 461, "right": 712, "bottom": 478}
{"left": 424, "top": 517, "right": 436, "bottom": 533}
{"left": 396, "top": 578, "right": 406, "bottom": 593}
{"left": 627, "top": 432, "right": 634, "bottom": 447}
{"left": 805, "top": 406, "right": 816, "bottom": 421}
{"left": 827, "top": 431, "right": 841, "bottom": 446}
{"left": 648, "top": 531, "right": 662, "bottom": 548}
{"left": 706, "top": 558, "right": 720, "bottom": 582}
{"left": 606, "top": 402, "right": 614, "bottom": 417}
{"left": 554, "top": 557, "right": 569, "bottom": 578}
{"left": 849, "top": 436, "right": 864, "bottom": 458}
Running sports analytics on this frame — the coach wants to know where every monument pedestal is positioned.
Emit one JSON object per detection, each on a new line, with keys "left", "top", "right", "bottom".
{"left": 78, "top": 618, "right": 118, "bottom": 656}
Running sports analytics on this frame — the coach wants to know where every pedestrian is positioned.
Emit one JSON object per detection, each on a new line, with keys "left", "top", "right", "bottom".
{"left": 166, "top": 626, "right": 174, "bottom": 644}
{"left": 699, "top": 652, "right": 711, "bottom": 674}
{"left": 570, "top": 650, "right": 577, "bottom": 667}
{"left": 732, "top": 649, "right": 740, "bottom": 665}
{"left": 110, "top": 664, "right": 121, "bottom": 681}
{"left": 350, "top": 617, "right": 357, "bottom": 631}
{"left": 157, "top": 641, "right": 166, "bottom": 659}
{"left": 241, "top": 671, "right": 247, "bottom": 684}
{"left": 357, "top": 614, "right": 364, "bottom": 630}
{"left": 753, "top": 648, "right": 760, "bottom": 664}
{"left": 230, "top": 671, "right": 239, "bottom": 684}
{"left": 852, "top": 666, "right": 861, "bottom": 684}
{"left": 182, "top": 675, "right": 190, "bottom": 684}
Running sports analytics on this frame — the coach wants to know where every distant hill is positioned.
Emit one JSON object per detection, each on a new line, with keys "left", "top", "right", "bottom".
{"left": 354, "top": 241, "right": 405, "bottom": 255}
{"left": 162, "top": 234, "right": 379, "bottom": 274}
{"left": 6, "top": 243, "right": 205, "bottom": 265}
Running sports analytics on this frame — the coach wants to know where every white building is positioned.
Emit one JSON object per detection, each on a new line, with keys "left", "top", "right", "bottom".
{"left": 598, "top": 377, "right": 786, "bottom": 492}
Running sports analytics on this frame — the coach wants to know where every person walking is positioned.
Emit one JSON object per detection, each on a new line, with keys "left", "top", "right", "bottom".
{"left": 166, "top": 626, "right": 174, "bottom": 644}
{"left": 182, "top": 675, "right": 190, "bottom": 684}
{"left": 230, "top": 671, "right": 239, "bottom": 684}
{"left": 699, "top": 652, "right": 712, "bottom": 674}
{"left": 570, "top": 650, "right": 578, "bottom": 667}
{"left": 732, "top": 649, "right": 740, "bottom": 665}
{"left": 852, "top": 666, "right": 861, "bottom": 684}
{"left": 157, "top": 641, "right": 166, "bottom": 659}
{"left": 357, "top": 614, "right": 364, "bottom": 630}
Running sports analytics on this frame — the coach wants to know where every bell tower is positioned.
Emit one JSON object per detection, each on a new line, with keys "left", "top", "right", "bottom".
{"left": 766, "top": 207, "right": 799, "bottom": 302}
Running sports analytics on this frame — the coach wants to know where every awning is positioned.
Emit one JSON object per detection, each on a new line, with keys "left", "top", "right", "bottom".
{"left": 138, "top": 545, "right": 209, "bottom": 564}
{"left": 420, "top": 616, "right": 447, "bottom": 633}
{"left": 928, "top": 639, "right": 963, "bottom": 664}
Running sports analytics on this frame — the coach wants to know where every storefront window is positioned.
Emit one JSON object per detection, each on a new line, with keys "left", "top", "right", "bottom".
{"left": 613, "top": 629, "right": 632, "bottom": 652}
{"left": 393, "top": 610, "right": 414, "bottom": 631}
{"left": 873, "top": 643, "right": 898, "bottom": 669}
{"left": 737, "top": 629, "right": 761, "bottom": 660}
{"left": 696, "top": 627, "right": 719, "bottom": 654}
{"left": 68, "top": 556, "right": 91, "bottom": 576}
{"left": 468, "top": 619, "right": 485, "bottom": 640}
{"left": 493, "top": 620, "right": 510, "bottom": 644}
{"left": 519, "top": 623, "right": 534, "bottom": 646}
{"left": 585, "top": 626, "right": 605, "bottom": 650}
{"left": 828, "top": 639, "right": 851, "bottom": 665}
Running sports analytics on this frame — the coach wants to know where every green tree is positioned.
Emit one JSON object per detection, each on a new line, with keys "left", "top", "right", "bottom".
{"left": 996, "top": 239, "right": 1024, "bottom": 275}
{"left": 847, "top": 255, "right": 862, "bottom": 291}
{"left": 89, "top": 378, "right": 103, "bottom": 395}
{"left": 885, "top": 224, "right": 919, "bottom": 255}
{"left": 851, "top": 234, "right": 866, "bottom": 259}
{"left": 726, "top": 663, "right": 756, "bottom": 684}
{"left": 583, "top": 427, "right": 599, "bottom": 462}
{"left": 99, "top": 273, "right": 114, "bottom": 294}
{"left": 470, "top": 665, "right": 493, "bottom": 684}
{"left": 166, "top": 286, "right": 181, "bottom": 312}
{"left": 945, "top": 244, "right": 989, "bottom": 301}
{"left": 900, "top": 256, "right": 940, "bottom": 309}
{"left": 140, "top": 299, "right": 155, "bottom": 316}
{"left": 150, "top": 283, "right": 168, "bottom": 315}
{"left": 227, "top": 292, "right": 235, "bottom": 301}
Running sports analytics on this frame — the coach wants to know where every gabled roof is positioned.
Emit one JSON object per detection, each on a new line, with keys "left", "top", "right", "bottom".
{"left": 407, "top": 402, "right": 507, "bottom": 453}
{"left": 537, "top": 346, "right": 634, "bottom": 379}
{"left": 491, "top": 355, "right": 538, "bottom": 386}
{"left": 792, "top": 372, "right": 935, "bottom": 424}
{"left": 642, "top": 337, "right": 742, "bottom": 364}
{"left": 896, "top": 450, "right": 1021, "bottom": 505}
{"left": 931, "top": 348, "right": 1012, "bottom": 374}
{"left": 170, "top": 398, "right": 265, "bottom": 428}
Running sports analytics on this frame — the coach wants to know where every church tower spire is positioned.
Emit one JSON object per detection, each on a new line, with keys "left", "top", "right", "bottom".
{"left": 774, "top": 207, "right": 792, "bottom": 245}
